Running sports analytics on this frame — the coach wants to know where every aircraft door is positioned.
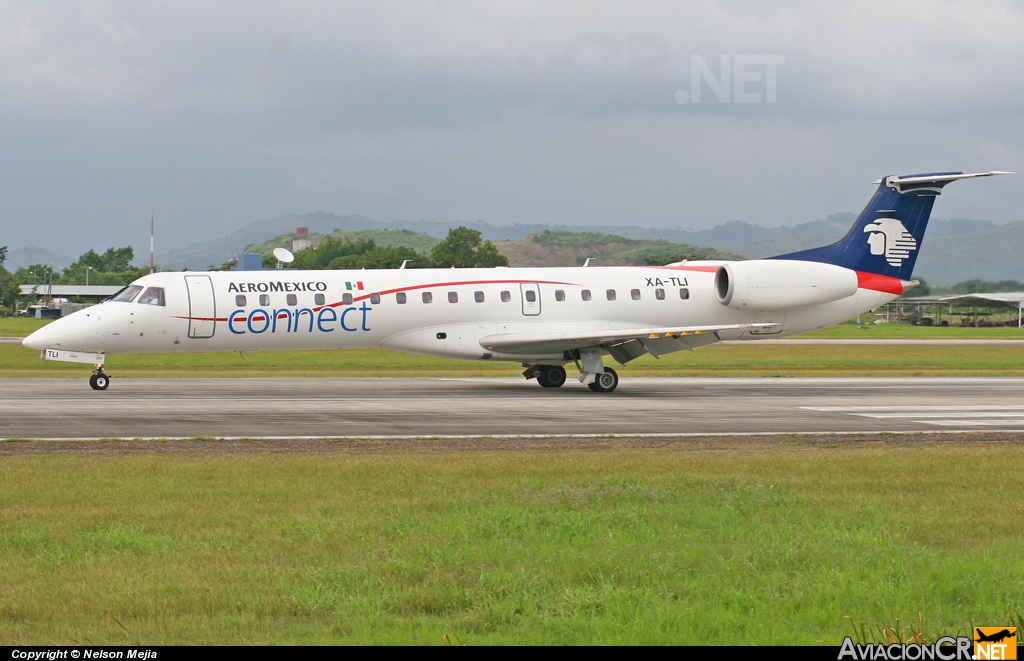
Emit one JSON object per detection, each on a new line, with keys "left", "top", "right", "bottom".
{"left": 185, "top": 275, "right": 217, "bottom": 338}
{"left": 520, "top": 283, "right": 541, "bottom": 316}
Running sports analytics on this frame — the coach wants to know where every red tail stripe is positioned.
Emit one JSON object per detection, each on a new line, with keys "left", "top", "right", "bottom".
{"left": 856, "top": 271, "right": 903, "bottom": 295}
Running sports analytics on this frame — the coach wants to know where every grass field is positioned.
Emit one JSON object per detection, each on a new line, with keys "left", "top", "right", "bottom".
{"left": 4, "top": 343, "right": 1024, "bottom": 378}
{"left": 4, "top": 317, "right": 1024, "bottom": 378}
{"left": 803, "top": 322, "right": 1023, "bottom": 339}
{"left": 0, "top": 318, "right": 50, "bottom": 336}
{"left": 2, "top": 444, "right": 1022, "bottom": 645}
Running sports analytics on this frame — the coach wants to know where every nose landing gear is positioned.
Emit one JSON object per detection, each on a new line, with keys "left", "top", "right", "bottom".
{"left": 89, "top": 368, "right": 110, "bottom": 390}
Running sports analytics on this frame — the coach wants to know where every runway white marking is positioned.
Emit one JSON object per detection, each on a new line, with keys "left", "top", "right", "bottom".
{"left": 803, "top": 405, "right": 1024, "bottom": 412}
{"left": 801, "top": 405, "right": 1024, "bottom": 427}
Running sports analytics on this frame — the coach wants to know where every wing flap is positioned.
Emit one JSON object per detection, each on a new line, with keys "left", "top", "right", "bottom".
{"left": 479, "top": 323, "right": 773, "bottom": 356}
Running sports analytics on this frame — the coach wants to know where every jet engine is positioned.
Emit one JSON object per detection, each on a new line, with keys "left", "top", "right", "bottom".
{"left": 714, "top": 259, "right": 859, "bottom": 310}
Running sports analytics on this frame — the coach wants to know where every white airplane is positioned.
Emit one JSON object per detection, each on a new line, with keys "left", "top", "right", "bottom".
{"left": 23, "top": 171, "right": 1011, "bottom": 392}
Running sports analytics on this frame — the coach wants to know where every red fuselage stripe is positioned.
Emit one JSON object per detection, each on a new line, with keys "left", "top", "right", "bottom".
{"left": 175, "top": 278, "right": 581, "bottom": 322}
{"left": 650, "top": 264, "right": 720, "bottom": 273}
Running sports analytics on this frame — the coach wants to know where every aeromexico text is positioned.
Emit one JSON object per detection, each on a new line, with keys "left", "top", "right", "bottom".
{"left": 228, "top": 281, "right": 328, "bottom": 293}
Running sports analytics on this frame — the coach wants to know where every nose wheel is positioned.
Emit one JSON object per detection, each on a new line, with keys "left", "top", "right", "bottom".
{"left": 89, "top": 371, "right": 110, "bottom": 390}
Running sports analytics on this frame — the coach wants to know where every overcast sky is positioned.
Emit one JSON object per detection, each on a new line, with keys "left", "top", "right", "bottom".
{"left": 1, "top": 0, "right": 1022, "bottom": 258}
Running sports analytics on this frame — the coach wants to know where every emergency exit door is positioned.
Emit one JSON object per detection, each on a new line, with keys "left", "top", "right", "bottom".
{"left": 185, "top": 275, "right": 217, "bottom": 338}
{"left": 520, "top": 283, "right": 541, "bottom": 316}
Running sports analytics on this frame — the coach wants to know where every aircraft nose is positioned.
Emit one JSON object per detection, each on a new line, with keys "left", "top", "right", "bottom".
{"left": 22, "top": 315, "right": 90, "bottom": 351}
{"left": 22, "top": 327, "right": 49, "bottom": 351}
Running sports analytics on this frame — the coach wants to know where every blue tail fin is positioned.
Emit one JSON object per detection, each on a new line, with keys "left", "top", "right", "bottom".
{"left": 771, "top": 171, "right": 1011, "bottom": 281}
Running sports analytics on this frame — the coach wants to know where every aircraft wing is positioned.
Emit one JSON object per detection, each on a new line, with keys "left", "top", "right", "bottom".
{"left": 479, "top": 323, "right": 775, "bottom": 364}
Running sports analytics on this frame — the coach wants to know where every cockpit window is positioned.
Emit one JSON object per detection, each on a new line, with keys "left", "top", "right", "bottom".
{"left": 138, "top": 287, "right": 165, "bottom": 306}
{"left": 111, "top": 285, "right": 144, "bottom": 303}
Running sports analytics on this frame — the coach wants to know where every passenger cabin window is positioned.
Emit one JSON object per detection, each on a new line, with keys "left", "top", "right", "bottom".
{"left": 631, "top": 289, "right": 641, "bottom": 300}
{"left": 447, "top": 291, "right": 458, "bottom": 303}
{"left": 422, "top": 292, "right": 433, "bottom": 304}
{"left": 581, "top": 289, "right": 592, "bottom": 301}
{"left": 137, "top": 287, "right": 165, "bottom": 306}
{"left": 655, "top": 288, "right": 665, "bottom": 300}
{"left": 235, "top": 294, "right": 246, "bottom": 307}
{"left": 111, "top": 285, "right": 143, "bottom": 303}
{"left": 525, "top": 290, "right": 536, "bottom": 303}
{"left": 606, "top": 289, "right": 616, "bottom": 301}
{"left": 500, "top": 291, "right": 511, "bottom": 303}
{"left": 474, "top": 291, "right": 484, "bottom": 303}
{"left": 342, "top": 293, "right": 353, "bottom": 306}
{"left": 555, "top": 290, "right": 565, "bottom": 302}
{"left": 286, "top": 294, "right": 297, "bottom": 306}
{"left": 314, "top": 293, "right": 325, "bottom": 306}
{"left": 370, "top": 293, "right": 381, "bottom": 304}
{"left": 260, "top": 294, "right": 270, "bottom": 306}
{"left": 396, "top": 292, "right": 407, "bottom": 304}
{"left": 679, "top": 288, "right": 690, "bottom": 300}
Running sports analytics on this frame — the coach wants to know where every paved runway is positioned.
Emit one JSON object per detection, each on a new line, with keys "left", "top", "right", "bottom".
{"left": 3, "top": 377, "right": 1024, "bottom": 439}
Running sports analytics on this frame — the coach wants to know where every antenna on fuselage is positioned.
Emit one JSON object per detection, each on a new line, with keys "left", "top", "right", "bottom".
{"left": 273, "top": 247, "right": 294, "bottom": 269}
{"left": 400, "top": 260, "right": 411, "bottom": 269}
{"left": 582, "top": 258, "right": 592, "bottom": 267}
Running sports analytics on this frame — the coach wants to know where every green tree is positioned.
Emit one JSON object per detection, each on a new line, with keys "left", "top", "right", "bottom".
{"left": 0, "top": 246, "right": 20, "bottom": 314}
{"left": 644, "top": 250, "right": 711, "bottom": 266}
{"left": 430, "top": 227, "right": 509, "bottom": 268}
{"left": 264, "top": 237, "right": 425, "bottom": 271}
{"left": 13, "top": 264, "right": 55, "bottom": 291}
{"left": 56, "top": 246, "right": 149, "bottom": 285}
{"left": 61, "top": 246, "right": 146, "bottom": 282}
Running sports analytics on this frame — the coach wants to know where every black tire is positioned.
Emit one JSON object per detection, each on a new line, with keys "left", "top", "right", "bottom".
{"left": 538, "top": 365, "right": 567, "bottom": 388}
{"left": 587, "top": 367, "right": 618, "bottom": 393}
{"left": 90, "top": 374, "right": 109, "bottom": 390}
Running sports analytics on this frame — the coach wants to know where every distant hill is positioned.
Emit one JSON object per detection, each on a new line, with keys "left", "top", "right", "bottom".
{"left": 914, "top": 220, "right": 1024, "bottom": 284}
{"left": 156, "top": 212, "right": 389, "bottom": 270}
{"left": 244, "top": 229, "right": 441, "bottom": 257}
{"left": 156, "top": 210, "right": 811, "bottom": 270}
{"left": 153, "top": 209, "right": 1019, "bottom": 284}
{"left": 495, "top": 230, "right": 744, "bottom": 267}
{"left": 238, "top": 227, "right": 738, "bottom": 268}
{"left": 2, "top": 245, "right": 75, "bottom": 271}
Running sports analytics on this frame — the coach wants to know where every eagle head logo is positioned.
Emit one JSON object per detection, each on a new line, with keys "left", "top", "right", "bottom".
{"left": 863, "top": 217, "right": 917, "bottom": 267}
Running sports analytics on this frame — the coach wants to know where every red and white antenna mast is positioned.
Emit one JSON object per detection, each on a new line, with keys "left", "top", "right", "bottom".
{"left": 150, "top": 210, "right": 155, "bottom": 273}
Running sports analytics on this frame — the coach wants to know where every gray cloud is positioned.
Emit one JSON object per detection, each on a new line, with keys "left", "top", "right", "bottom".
{"left": 0, "top": 1, "right": 1021, "bottom": 260}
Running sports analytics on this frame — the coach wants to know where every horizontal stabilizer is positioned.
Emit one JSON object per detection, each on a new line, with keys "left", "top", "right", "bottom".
{"left": 871, "top": 171, "right": 1014, "bottom": 195}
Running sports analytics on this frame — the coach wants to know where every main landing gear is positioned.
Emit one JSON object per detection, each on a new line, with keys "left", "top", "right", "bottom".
{"left": 538, "top": 365, "right": 567, "bottom": 388}
{"left": 524, "top": 365, "right": 567, "bottom": 388}
{"left": 587, "top": 367, "right": 618, "bottom": 393}
{"left": 523, "top": 364, "right": 618, "bottom": 392}
{"left": 89, "top": 368, "right": 110, "bottom": 391}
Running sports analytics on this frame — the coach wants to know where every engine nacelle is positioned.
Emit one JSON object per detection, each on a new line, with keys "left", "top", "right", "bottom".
{"left": 715, "top": 260, "right": 859, "bottom": 310}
